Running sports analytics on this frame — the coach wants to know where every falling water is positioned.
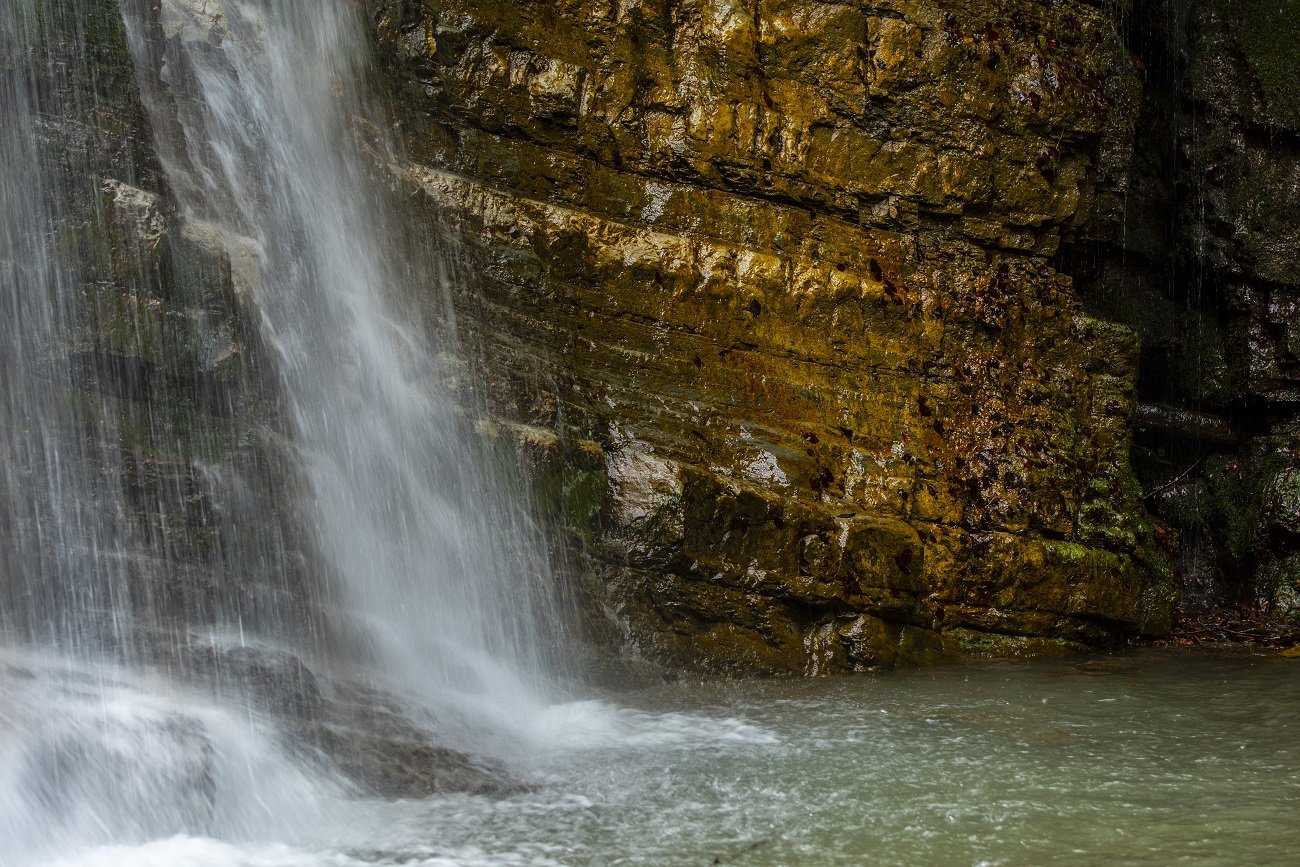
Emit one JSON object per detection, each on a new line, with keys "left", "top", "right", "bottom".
{"left": 2, "top": 0, "right": 558, "bottom": 860}
{"left": 119, "top": 0, "right": 556, "bottom": 729}
{"left": 0, "top": 0, "right": 133, "bottom": 655}
{"left": 2, "top": 2, "right": 346, "bottom": 861}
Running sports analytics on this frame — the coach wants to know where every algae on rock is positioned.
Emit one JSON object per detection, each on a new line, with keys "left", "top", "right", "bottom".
{"left": 371, "top": 0, "right": 1175, "bottom": 674}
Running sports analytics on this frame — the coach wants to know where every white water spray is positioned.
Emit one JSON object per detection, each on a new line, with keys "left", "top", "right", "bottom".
{"left": 0, "top": 651, "right": 343, "bottom": 866}
{"left": 2, "top": 0, "right": 562, "bottom": 860}
{"left": 121, "top": 0, "right": 556, "bottom": 734}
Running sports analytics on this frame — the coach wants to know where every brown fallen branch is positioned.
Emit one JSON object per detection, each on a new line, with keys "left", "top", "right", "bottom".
{"left": 1135, "top": 402, "right": 1246, "bottom": 446}
{"left": 1144, "top": 454, "right": 1208, "bottom": 501}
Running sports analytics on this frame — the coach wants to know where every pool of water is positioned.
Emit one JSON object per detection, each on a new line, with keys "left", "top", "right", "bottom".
{"left": 36, "top": 649, "right": 1300, "bottom": 867}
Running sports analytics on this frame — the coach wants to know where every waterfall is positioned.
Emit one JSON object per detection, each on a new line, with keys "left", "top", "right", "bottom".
{"left": 119, "top": 0, "right": 556, "bottom": 728}
{"left": 1, "top": 0, "right": 559, "bottom": 860}
{"left": 0, "top": 0, "right": 134, "bottom": 656}
{"left": 2, "top": 2, "right": 341, "bottom": 860}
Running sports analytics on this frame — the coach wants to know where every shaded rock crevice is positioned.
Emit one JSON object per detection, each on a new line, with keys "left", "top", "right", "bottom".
{"left": 1073, "top": 0, "right": 1300, "bottom": 628}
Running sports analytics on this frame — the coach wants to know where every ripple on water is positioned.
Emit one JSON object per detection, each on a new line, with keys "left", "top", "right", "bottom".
{"left": 345, "top": 649, "right": 1300, "bottom": 867}
{"left": 14, "top": 649, "right": 1300, "bottom": 867}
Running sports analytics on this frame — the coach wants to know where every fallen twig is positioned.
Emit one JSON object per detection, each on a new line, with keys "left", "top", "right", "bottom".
{"left": 1143, "top": 454, "right": 1207, "bottom": 501}
{"left": 1168, "top": 627, "right": 1293, "bottom": 643}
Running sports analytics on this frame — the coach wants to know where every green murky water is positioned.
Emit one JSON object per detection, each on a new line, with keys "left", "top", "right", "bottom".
{"left": 37, "top": 649, "right": 1300, "bottom": 867}
{"left": 330, "top": 648, "right": 1300, "bottom": 866}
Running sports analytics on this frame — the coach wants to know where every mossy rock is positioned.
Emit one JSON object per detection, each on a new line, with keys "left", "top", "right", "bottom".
{"left": 946, "top": 628, "right": 1087, "bottom": 659}
{"left": 1229, "top": 0, "right": 1300, "bottom": 130}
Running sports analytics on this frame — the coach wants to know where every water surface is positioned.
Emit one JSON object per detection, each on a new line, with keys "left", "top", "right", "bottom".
{"left": 41, "top": 649, "right": 1300, "bottom": 867}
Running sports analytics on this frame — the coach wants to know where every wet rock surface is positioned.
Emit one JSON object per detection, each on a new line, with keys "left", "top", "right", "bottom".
{"left": 23, "top": 0, "right": 1300, "bottom": 684}
{"left": 187, "top": 642, "right": 517, "bottom": 798}
{"left": 368, "top": 0, "right": 1176, "bottom": 674}
{"left": 1081, "top": 0, "right": 1300, "bottom": 630}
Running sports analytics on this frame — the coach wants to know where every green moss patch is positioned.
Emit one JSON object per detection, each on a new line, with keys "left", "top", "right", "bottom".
{"left": 1231, "top": 0, "right": 1300, "bottom": 129}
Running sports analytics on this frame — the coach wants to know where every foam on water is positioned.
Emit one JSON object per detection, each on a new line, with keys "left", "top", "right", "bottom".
{"left": 0, "top": 652, "right": 345, "bottom": 867}
{"left": 44, "top": 836, "right": 573, "bottom": 867}
{"left": 7, "top": 650, "right": 1298, "bottom": 866}
{"left": 390, "top": 652, "right": 1300, "bottom": 866}
{"left": 42, "top": 839, "right": 353, "bottom": 867}
{"left": 524, "top": 700, "right": 780, "bottom": 753}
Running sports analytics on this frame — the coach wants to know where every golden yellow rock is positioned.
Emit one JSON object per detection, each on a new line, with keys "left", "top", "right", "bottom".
{"left": 372, "top": 0, "right": 1173, "bottom": 674}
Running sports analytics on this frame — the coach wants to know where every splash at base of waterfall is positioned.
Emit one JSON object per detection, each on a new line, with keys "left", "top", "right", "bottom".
{"left": 13, "top": 650, "right": 1300, "bottom": 867}
{"left": 0, "top": 650, "right": 345, "bottom": 867}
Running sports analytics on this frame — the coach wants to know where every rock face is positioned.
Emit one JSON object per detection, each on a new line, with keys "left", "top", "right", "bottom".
{"left": 372, "top": 0, "right": 1176, "bottom": 673}
{"left": 50, "top": 0, "right": 1300, "bottom": 681}
{"left": 1084, "top": 0, "right": 1300, "bottom": 623}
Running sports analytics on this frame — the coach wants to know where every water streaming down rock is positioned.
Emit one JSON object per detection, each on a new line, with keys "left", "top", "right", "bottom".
{"left": 119, "top": 0, "right": 558, "bottom": 729}
{"left": 1, "top": 0, "right": 561, "bottom": 859}
{"left": 0, "top": 0, "right": 135, "bottom": 657}
{"left": 1, "top": 4, "right": 345, "bottom": 860}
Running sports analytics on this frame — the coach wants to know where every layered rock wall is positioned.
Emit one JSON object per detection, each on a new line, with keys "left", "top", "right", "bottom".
{"left": 27, "top": 0, "right": 1267, "bottom": 680}
{"left": 373, "top": 0, "right": 1175, "bottom": 673}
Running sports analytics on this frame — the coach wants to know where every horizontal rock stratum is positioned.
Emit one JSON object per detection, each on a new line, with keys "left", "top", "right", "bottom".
{"left": 371, "top": 0, "right": 1176, "bottom": 673}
